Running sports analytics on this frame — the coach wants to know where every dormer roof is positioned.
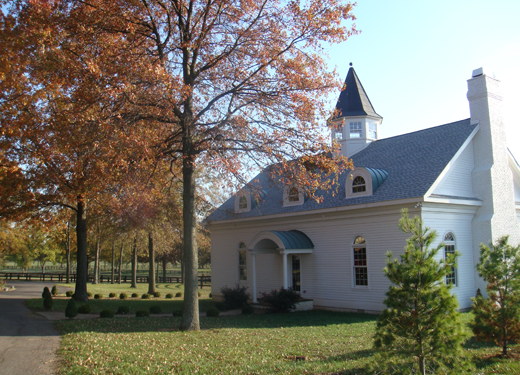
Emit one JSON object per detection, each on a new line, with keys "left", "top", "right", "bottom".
{"left": 333, "top": 66, "right": 382, "bottom": 120}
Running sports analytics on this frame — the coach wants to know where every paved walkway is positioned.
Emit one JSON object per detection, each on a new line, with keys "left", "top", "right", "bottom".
{"left": 0, "top": 281, "right": 66, "bottom": 375}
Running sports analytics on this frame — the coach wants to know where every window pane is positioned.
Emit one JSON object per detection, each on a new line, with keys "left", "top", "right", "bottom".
{"left": 355, "top": 267, "right": 368, "bottom": 286}
{"left": 239, "top": 196, "right": 247, "bottom": 209}
{"left": 352, "top": 176, "right": 366, "bottom": 193}
{"left": 288, "top": 187, "right": 300, "bottom": 202}
{"left": 350, "top": 122, "right": 362, "bottom": 138}
{"left": 353, "top": 247, "right": 367, "bottom": 266}
{"left": 292, "top": 256, "right": 300, "bottom": 292}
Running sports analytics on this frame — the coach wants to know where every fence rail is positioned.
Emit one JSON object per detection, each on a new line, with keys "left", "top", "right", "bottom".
{"left": 0, "top": 272, "right": 211, "bottom": 288}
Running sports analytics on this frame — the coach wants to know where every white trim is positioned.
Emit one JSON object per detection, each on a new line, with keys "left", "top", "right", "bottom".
{"left": 425, "top": 125, "right": 480, "bottom": 197}
{"left": 424, "top": 196, "right": 482, "bottom": 206}
{"left": 205, "top": 197, "right": 424, "bottom": 226}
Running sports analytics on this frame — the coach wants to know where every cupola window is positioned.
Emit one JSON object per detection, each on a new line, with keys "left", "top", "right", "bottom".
{"left": 369, "top": 123, "right": 377, "bottom": 139}
{"left": 350, "top": 122, "right": 362, "bottom": 138}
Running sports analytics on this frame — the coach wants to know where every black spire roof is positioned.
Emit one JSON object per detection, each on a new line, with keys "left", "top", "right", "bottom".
{"left": 333, "top": 66, "right": 382, "bottom": 119}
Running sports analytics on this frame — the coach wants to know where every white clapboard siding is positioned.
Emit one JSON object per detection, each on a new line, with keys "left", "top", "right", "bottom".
{"left": 422, "top": 206, "right": 477, "bottom": 309}
{"left": 211, "top": 204, "right": 416, "bottom": 311}
{"left": 433, "top": 141, "right": 475, "bottom": 198}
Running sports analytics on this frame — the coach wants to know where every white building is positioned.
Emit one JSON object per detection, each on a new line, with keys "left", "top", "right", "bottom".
{"left": 204, "top": 67, "right": 520, "bottom": 312}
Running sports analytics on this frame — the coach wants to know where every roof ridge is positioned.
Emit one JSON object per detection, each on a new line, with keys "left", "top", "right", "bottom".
{"left": 372, "top": 118, "right": 472, "bottom": 144}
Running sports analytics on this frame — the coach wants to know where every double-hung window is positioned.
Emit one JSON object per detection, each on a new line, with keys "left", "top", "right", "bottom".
{"left": 444, "top": 233, "right": 457, "bottom": 285}
{"left": 238, "top": 243, "right": 247, "bottom": 281}
{"left": 353, "top": 236, "right": 368, "bottom": 286}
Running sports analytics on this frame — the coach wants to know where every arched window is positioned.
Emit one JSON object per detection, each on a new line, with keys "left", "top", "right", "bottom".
{"left": 238, "top": 243, "right": 247, "bottom": 281}
{"left": 352, "top": 236, "right": 368, "bottom": 286}
{"left": 288, "top": 187, "right": 300, "bottom": 202}
{"left": 238, "top": 195, "right": 248, "bottom": 210}
{"left": 352, "top": 176, "right": 366, "bottom": 193}
{"left": 444, "top": 232, "right": 457, "bottom": 285}
{"left": 283, "top": 185, "right": 303, "bottom": 206}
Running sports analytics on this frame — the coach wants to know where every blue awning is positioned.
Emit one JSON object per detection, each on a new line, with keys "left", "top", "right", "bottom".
{"left": 249, "top": 230, "right": 314, "bottom": 254}
{"left": 270, "top": 230, "right": 314, "bottom": 250}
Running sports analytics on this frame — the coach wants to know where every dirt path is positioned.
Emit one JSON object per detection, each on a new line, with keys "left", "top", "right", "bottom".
{"left": 0, "top": 281, "right": 63, "bottom": 375}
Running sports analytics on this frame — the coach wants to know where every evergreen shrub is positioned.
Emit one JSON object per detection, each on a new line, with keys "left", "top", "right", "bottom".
{"left": 149, "top": 305, "right": 162, "bottom": 314}
{"left": 209, "top": 293, "right": 212, "bottom": 298}
{"left": 42, "top": 287, "right": 51, "bottom": 299}
{"left": 141, "top": 293, "right": 151, "bottom": 299}
{"left": 65, "top": 298, "right": 78, "bottom": 319}
{"left": 100, "top": 309, "right": 115, "bottom": 318}
{"left": 78, "top": 304, "right": 92, "bottom": 314}
{"left": 220, "top": 284, "right": 249, "bottom": 310}
{"left": 94, "top": 294, "right": 103, "bottom": 300}
{"left": 165, "top": 293, "right": 173, "bottom": 299}
{"left": 259, "top": 288, "right": 299, "bottom": 313}
{"left": 215, "top": 302, "right": 227, "bottom": 311}
{"left": 66, "top": 291, "right": 74, "bottom": 297}
{"left": 153, "top": 291, "right": 161, "bottom": 298}
{"left": 131, "top": 293, "right": 138, "bottom": 298}
{"left": 117, "top": 306, "right": 130, "bottom": 315}
{"left": 51, "top": 285, "right": 58, "bottom": 296}
{"left": 43, "top": 295, "right": 53, "bottom": 310}
{"left": 87, "top": 292, "right": 93, "bottom": 298}
{"left": 175, "top": 292, "right": 182, "bottom": 298}
{"left": 198, "top": 291, "right": 202, "bottom": 297}
{"left": 119, "top": 293, "right": 127, "bottom": 300}
{"left": 242, "top": 304, "right": 255, "bottom": 315}
{"left": 135, "top": 309, "right": 150, "bottom": 317}
{"left": 206, "top": 307, "right": 220, "bottom": 317}
{"left": 109, "top": 292, "right": 116, "bottom": 298}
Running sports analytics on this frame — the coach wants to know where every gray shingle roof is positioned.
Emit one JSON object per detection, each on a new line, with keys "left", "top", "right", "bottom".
{"left": 333, "top": 67, "right": 382, "bottom": 120}
{"left": 205, "top": 119, "right": 476, "bottom": 223}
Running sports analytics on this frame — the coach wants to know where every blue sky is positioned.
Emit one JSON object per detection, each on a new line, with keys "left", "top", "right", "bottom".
{"left": 326, "top": 0, "right": 520, "bottom": 158}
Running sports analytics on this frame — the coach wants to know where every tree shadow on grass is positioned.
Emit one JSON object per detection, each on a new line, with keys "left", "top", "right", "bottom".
{"left": 56, "top": 310, "right": 379, "bottom": 334}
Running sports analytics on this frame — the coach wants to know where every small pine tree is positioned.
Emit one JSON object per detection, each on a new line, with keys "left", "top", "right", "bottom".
{"left": 471, "top": 236, "right": 520, "bottom": 357}
{"left": 43, "top": 294, "right": 53, "bottom": 310}
{"left": 372, "top": 209, "right": 470, "bottom": 374}
{"left": 65, "top": 298, "right": 78, "bottom": 319}
{"left": 42, "top": 287, "right": 51, "bottom": 299}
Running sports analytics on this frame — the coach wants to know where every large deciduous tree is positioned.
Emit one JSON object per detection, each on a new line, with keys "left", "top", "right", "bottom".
{"left": 372, "top": 209, "right": 470, "bottom": 375}
{"left": 471, "top": 236, "right": 520, "bottom": 357}
{"left": 0, "top": 1, "right": 165, "bottom": 301}
{"left": 2, "top": 0, "right": 356, "bottom": 330}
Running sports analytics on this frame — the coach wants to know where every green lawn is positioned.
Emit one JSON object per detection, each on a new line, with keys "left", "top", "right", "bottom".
{"left": 50, "top": 310, "right": 520, "bottom": 375}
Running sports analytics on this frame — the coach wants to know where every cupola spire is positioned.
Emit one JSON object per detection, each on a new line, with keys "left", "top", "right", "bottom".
{"left": 331, "top": 65, "right": 383, "bottom": 158}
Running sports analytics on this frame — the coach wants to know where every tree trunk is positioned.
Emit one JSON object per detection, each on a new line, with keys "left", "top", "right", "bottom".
{"left": 148, "top": 231, "right": 156, "bottom": 295}
{"left": 111, "top": 241, "right": 115, "bottom": 284}
{"left": 42, "top": 261, "right": 45, "bottom": 273}
{"left": 179, "top": 151, "right": 200, "bottom": 331}
{"left": 162, "top": 258, "right": 167, "bottom": 283}
{"left": 66, "top": 220, "right": 71, "bottom": 284}
{"left": 93, "top": 231, "right": 100, "bottom": 284}
{"left": 131, "top": 235, "right": 137, "bottom": 288}
{"left": 118, "top": 242, "right": 123, "bottom": 284}
{"left": 74, "top": 195, "right": 88, "bottom": 302}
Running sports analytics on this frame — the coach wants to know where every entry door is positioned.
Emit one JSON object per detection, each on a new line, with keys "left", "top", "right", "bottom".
{"left": 292, "top": 255, "right": 301, "bottom": 292}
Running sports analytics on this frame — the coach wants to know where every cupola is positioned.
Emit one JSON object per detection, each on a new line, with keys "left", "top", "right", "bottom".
{"left": 330, "top": 64, "right": 383, "bottom": 157}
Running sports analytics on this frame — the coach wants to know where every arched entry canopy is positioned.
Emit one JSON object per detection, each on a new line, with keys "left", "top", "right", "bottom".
{"left": 248, "top": 230, "right": 314, "bottom": 255}
{"left": 247, "top": 230, "right": 314, "bottom": 303}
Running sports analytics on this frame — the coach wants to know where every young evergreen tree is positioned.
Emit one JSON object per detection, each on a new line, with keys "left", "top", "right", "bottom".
{"left": 65, "top": 297, "right": 78, "bottom": 319}
{"left": 372, "top": 209, "right": 470, "bottom": 375}
{"left": 471, "top": 236, "right": 520, "bottom": 357}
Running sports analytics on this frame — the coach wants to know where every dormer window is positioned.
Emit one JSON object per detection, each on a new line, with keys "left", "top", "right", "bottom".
{"left": 235, "top": 192, "right": 252, "bottom": 213}
{"left": 352, "top": 176, "right": 366, "bottom": 193}
{"left": 350, "top": 122, "right": 362, "bottom": 138}
{"left": 238, "top": 196, "right": 247, "bottom": 209}
{"left": 283, "top": 185, "right": 304, "bottom": 206}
